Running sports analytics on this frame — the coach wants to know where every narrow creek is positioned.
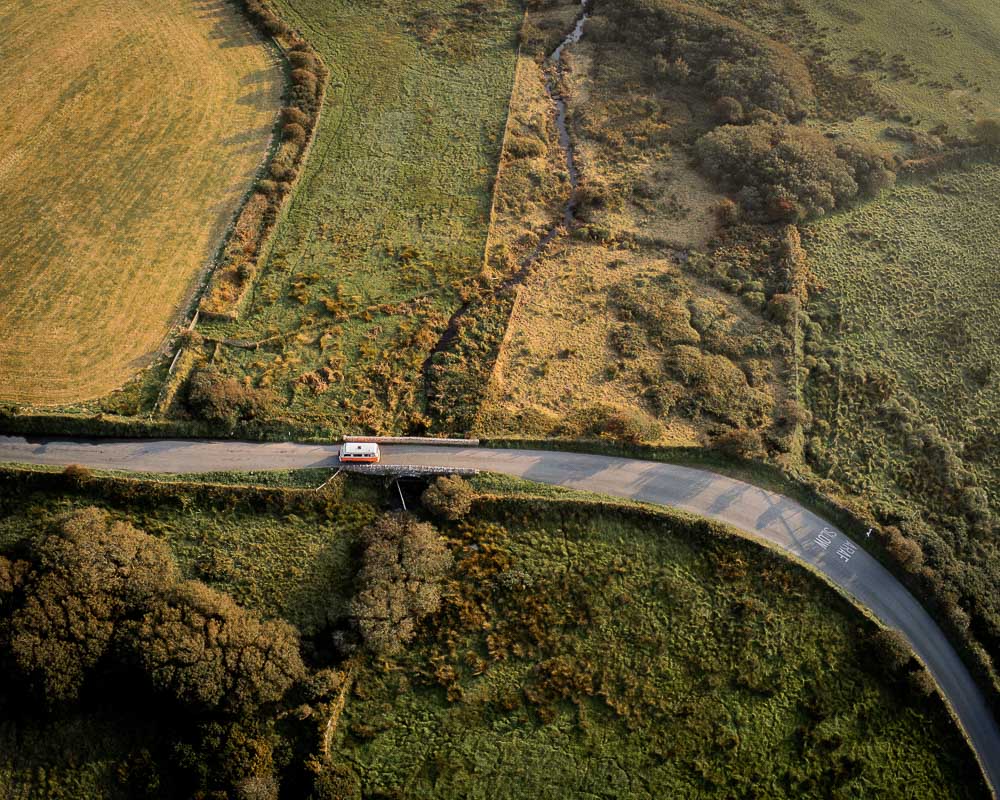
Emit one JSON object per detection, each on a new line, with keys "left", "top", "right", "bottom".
{"left": 513, "top": 0, "right": 590, "bottom": 270}
{"left": 548, "top": 1, "right": 589, "bottom": 225}
{"left": 422, "top": 2, "right": 590, "bottom": 409}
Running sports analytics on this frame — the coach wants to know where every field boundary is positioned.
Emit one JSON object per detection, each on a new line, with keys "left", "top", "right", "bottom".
{"left": 480, "top": 35, "right": 525, "bottom": 273}
{"left": 196, "top": 6, "right": 329, "bottom": 323}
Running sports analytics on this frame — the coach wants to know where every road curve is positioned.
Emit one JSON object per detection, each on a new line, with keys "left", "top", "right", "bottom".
{"left": 1, "top": 434, "right": 998, "bottom": 795}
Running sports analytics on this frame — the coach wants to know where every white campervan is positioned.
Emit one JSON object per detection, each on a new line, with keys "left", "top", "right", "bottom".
{"left": 339, "top": 442, "right": 381, "bottom": 463}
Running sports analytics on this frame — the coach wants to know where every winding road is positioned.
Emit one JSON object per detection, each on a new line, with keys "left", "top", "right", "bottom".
{"left": 1, "top": 434, "right": 998, "bottom": 795}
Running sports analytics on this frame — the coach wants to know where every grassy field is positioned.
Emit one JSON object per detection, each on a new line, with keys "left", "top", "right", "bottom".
{"left": 192, "top": 0, "right": 521, "bottom": 434}
{"left": 693, "top": 0, "right": 1000, "bottom": 136}
{"left": 799, "top": 162, "right": 1000, "bottom": 649}
{"left": 803, "top": 164, "right": 1000, "bottom": 467}
{"left": 0, "top": 469, "right": 986, "bottom": 797}
{"left": 794, "top": 0, "right": 1000, "bottom": 131}
{"left": 328, "top": 497, "right": 983, "bottom": 798}
{"left": 0, "top": 0, "right": 282, "bottom": 405}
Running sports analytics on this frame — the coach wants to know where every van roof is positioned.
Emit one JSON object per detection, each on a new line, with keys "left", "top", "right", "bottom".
{"left": 343, "top": 442, "right": 378, "bottom": 452}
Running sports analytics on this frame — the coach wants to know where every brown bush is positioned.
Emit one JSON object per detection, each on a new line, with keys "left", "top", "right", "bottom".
{"left": 186, "top": 367, "right": 278, "bottom": 427}
{"left": 866, "top": 627, "right": 912, "bottom": 674}
{"left": 884, "top": 526, "right": 924, "bottom": 572}
{"left": 775, "top": 398, "right": 811, "bottom": 430}
{"left": 0, "top": 556, "right": 29, "bottom": 600}
{"left": 714, "top": 197, "right": 740, "bottom": 226}
{"left": 269, "top": 161, "right": 298, "bottom": 182}
{"left": 711, "top": 428, "right": 766, "bottom": 460}
{"left": 282, "top": 122, "right": 307, "bottom": 144}
{"left": 972, "top": 117, "right": 1000, "bottom": 146}
{"left": 287, "top": 50, "right": 319, "bottom": 73}
{"left": 907, "top": 668, "right": 937, "bottom": 697}
{"left": 290, "top": 68, "right": 317, "bottom": 91}
{"left": 559, "top": 403, "right": 664, "bottom": 444}
{"left": 713, "top": 96, "right": 744, "bottom": 124}
{"left": 765, "top": 293, "right": 800, "bottom": 325}
{"left": 280, "top": 106, "right": 310, "bottom": 127}
{"left": 62, "top": 463, "right": 93, "bottom": 485}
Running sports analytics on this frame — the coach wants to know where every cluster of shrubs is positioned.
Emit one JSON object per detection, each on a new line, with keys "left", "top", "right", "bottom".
{"left": 0, "top": 508, "right": 306, "bottom": 797}
{"left": 555, "top": 403, "right": 665, "bottom": 444}
{"left": 199, "top": 3, "right": 327, "bottom": 320}
{"left": 0, "top": 508, "right": 305, "bottom": 712}
{"left": 597, "top": 0, "right": 815, "bottom": 121}
{"left": 242, "top": 0, "right": 291, "bottom": 37}
{"left": 608, "top": 277, "right": 775, "bottom": 432}
{"left": 696, "top": 122, "right": 897, "bottom": 221}
{"left": 800, "top": 301, "right": 1000, "bottom": 703}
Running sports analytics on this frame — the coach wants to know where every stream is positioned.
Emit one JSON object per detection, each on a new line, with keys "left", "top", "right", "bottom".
{"left": 549, "top": 1, "right": 589, "bottom": 225}
{"left": 515, "top": 0, "right": 590, "bottom": 267}
{"left": 422, "top": 2, "right": 590, "bottom": 407}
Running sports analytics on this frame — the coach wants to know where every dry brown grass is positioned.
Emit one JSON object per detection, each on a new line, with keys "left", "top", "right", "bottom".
{"left": 566, "top": 46, "right": 720, "bottom": 251}
{"left": 474, "top": 26, "right": 780, "bottom": 444}
{"left": 0, "top": 0, "right": 282, "bottom": 404}
{"left": 476, "top": 245, "right": 708, "bottom": 444}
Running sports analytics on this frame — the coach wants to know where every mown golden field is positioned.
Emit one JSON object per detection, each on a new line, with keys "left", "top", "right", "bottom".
{"left": 0, "top": 0, "right": 282, "bottom": 404}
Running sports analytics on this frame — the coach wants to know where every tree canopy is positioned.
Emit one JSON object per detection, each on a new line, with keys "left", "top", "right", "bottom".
{"left": 129, "top": 580, "right": 305, "bottom": 714}
{"left": 351, "top": 514, "right": 453, "bottom": 655}
{"left": 5, "top": 508, "right": 177, "bottom": 703}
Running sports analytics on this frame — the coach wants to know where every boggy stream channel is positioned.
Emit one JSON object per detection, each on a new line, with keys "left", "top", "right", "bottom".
{"left": 423, "top": 2, "right": 590, "bottom": 400}
{"left": 512, "top": 0, "right": 590, "bottom": 270}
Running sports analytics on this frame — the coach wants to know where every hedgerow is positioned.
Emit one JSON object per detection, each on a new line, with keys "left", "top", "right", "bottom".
{"left": 198, "top": 3, "right": 328, "bottom": 321}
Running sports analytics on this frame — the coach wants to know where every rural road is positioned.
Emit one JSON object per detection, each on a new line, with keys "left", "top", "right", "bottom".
{"left": 1, "top": 434, "right": 998, "bottom": 795}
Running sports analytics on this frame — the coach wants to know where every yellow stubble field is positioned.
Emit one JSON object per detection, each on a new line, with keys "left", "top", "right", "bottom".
{"left": 0, "top": 0, "right": 282, "bottom": 404}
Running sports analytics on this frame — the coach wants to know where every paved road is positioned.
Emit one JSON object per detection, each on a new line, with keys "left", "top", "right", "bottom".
{"left": 1, "top": 434, "right": 997, "bottom": 795}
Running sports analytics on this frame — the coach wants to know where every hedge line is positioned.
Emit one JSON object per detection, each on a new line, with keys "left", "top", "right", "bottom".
{"left": 197, "top": 0, "right": 329, "bottom": 321}
{"left": 0, "top": 464, "right": 348, "bottom": 515}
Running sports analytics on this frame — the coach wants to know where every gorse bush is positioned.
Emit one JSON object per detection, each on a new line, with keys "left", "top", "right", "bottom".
{"left": 422, "top": 475, "right": 475, "bottom": 521}
{"left": 696, "top": 122, "right": 896, "bottom": 220}
{"left": 599, "top": 0, "right": 815, "bottom": 120}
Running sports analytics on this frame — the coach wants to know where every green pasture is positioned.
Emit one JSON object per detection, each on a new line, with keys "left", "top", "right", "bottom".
{"left": 199, "top": 0, "right": 522, "bottom": 434}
